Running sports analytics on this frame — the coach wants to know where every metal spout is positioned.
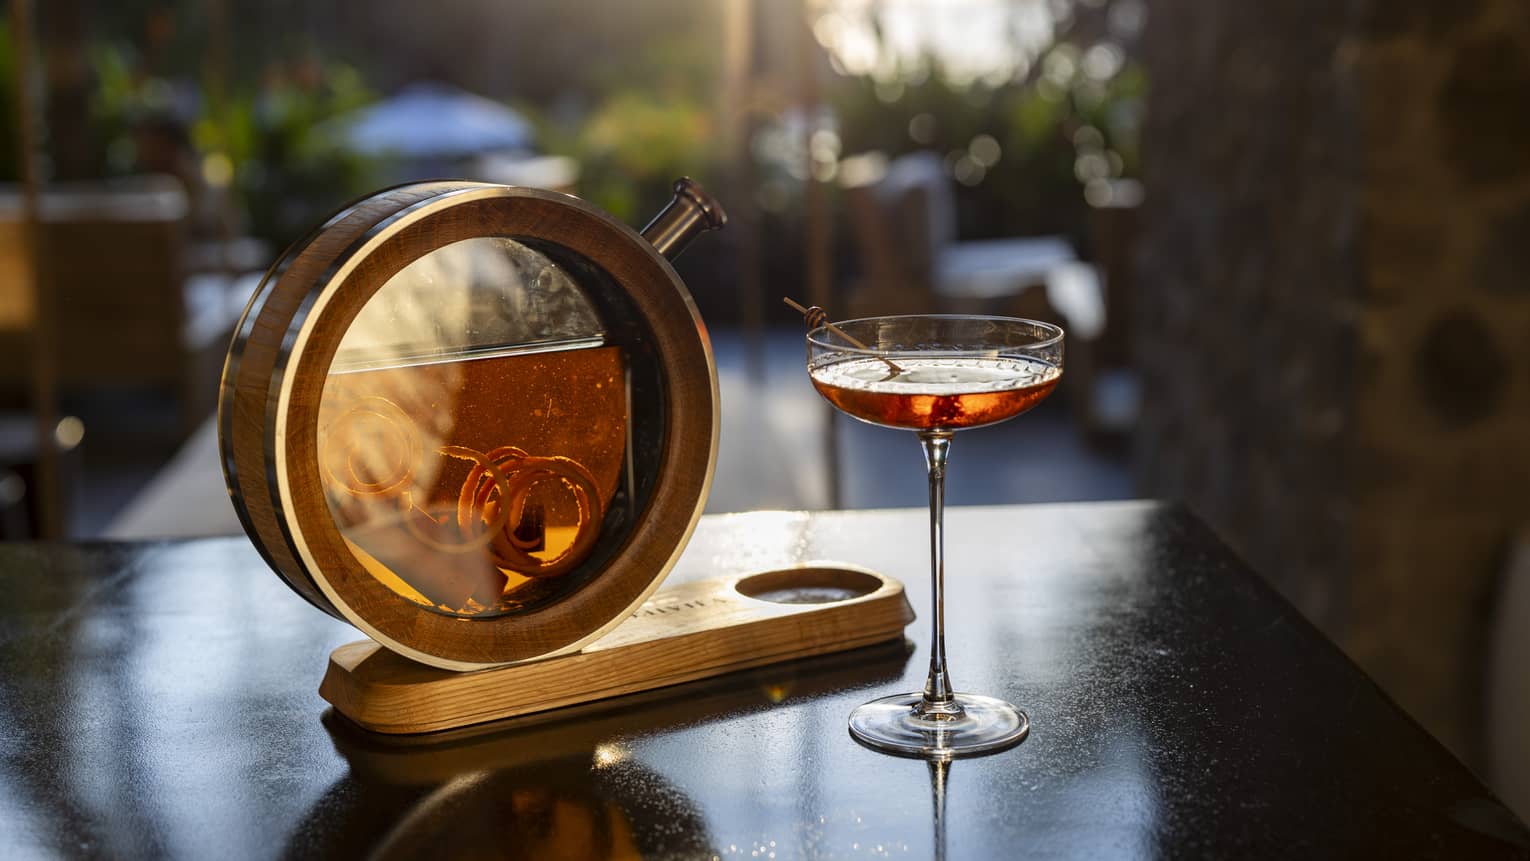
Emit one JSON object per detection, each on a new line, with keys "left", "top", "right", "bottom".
{"left": 641, "top": 177, "right": 727, "bottom": 261}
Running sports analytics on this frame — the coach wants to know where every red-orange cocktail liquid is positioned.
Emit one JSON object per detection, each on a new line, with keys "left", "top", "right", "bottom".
{"left": 810, "top": 356, "right": 1060, "bottom": 431}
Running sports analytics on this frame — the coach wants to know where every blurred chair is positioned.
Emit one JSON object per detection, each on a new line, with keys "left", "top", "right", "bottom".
{"left": 841, "top": 151, "right": 1130, "bottom": 436}
{"left": 842, "top": 151, "right": 1079, "bottom": 318}
{"left": 0, "top": 176, "right": 256, "bottom": 425}
{"left": 1078, "top": 179, "right": 1144, "bottom": 437}
{"left": 0, "top": 413, "right": 85, "bottom": 539}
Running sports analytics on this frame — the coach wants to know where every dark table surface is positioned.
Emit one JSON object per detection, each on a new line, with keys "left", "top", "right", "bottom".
{"left": 1, "top": 501, "right": 1527, "bottom": 859}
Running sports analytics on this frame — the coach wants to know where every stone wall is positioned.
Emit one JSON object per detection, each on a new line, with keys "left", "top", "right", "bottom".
{"left": 1133, "top": 0, "right": 1530, "bottom": 763}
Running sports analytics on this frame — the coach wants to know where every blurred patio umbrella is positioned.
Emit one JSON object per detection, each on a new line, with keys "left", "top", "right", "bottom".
{"left": 325, "top": 82, "right": 534, "bottom": 158}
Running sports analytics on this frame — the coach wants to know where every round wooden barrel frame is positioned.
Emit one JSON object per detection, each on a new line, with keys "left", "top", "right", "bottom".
{"left": 219, "top": 182, "right": 718, "bottom": 670}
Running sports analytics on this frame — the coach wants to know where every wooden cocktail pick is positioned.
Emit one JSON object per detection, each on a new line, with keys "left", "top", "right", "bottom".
{"left": 783, "top": 297, "right": 904, "bottom": 376}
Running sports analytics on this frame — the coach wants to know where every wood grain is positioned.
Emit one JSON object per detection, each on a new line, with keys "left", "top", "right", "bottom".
{"left": 320, "top": 565, "right": 915, "bottom": 734}
{"left": 219, "top": 183, "right": 719, "bottom": 669}
{"left": 220, "top": 183, "right": 481, "bottom": 615}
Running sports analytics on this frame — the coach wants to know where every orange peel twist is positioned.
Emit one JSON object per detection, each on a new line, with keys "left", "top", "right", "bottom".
{"left": 398, "top": 445, "right": 515, "bottom": 554}
{"left": 458, "top": 448, "right": 605, "bottom": 579}
{"left": 319, "top": 398, "right": 607, "bottom": 583}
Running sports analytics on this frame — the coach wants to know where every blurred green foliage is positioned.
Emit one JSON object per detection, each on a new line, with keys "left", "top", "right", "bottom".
{"left": 829, "top": 39, "right": 1146, "bottom": 243}
{"left": 571, "top": 92, "right": 715, "bottom": 222}
{"left": 199, "top": 61, "right": 383, "bottom": 244}
{"left": 533, "top": 24, "right": 725, "bottom": 225}
{"left": 89, "top": 39, "right": 383, "bottom": 245}
{"left": 4, "top": 0, "right": 1141, "bottom": 275}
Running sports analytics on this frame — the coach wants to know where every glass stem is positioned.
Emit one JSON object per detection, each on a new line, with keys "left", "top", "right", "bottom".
{"left": 918, "top": 430, "right": 960, "bottom": 716}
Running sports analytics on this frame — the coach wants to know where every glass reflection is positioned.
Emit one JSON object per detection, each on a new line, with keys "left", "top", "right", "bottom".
{"left": 335, "top": 236, "right": 603, "bottom": 369}
{"left": 929, "top": 758, "right": 949, "bottom": 861}
{"left": 321, "top": 237, "right": 628, "bottom": 618}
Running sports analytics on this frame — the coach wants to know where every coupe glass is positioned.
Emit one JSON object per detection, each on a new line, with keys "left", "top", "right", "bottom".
{"left": 806, "top": 315, "right": 1064, "bottom": 757}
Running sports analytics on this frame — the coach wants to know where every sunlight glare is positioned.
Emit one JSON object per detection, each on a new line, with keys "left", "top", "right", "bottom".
{"left": 809, "top": 0, "right": 1056, "bottom": 86}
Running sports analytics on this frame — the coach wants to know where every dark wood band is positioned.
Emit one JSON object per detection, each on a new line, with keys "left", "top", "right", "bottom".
{"left": 219, "top": 183, "right": 717, "bottom": 668}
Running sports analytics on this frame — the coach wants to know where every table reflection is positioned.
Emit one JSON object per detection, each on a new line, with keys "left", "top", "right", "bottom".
{"left": 300, "top": 640, "right": 912, "bottom": 859}
{"left": 8, "top": 507, "right": 1502, "bottom": 858}
{"left": 290, "top": 753, "right": 701, "bottom": 860}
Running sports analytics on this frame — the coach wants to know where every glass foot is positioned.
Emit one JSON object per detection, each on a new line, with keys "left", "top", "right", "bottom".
{"left": 848, "top": 692, "right": 1029, "bottom": 759}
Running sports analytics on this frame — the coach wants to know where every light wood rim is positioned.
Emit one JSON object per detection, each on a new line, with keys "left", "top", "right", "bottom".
{"left": 221, "top": 183, "right": 483, "bottom": 616}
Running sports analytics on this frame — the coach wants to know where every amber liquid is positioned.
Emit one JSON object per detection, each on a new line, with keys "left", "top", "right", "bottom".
{"left": 318, "top": 345, "right": 627, "bottom": 617}
{"left": 810, "top": 356, "right": 1060, "bottom": 431}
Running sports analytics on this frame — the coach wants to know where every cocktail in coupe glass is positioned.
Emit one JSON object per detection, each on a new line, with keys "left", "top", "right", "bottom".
{"left": 806, "top": 314, "right": 1064, "bottom": 758}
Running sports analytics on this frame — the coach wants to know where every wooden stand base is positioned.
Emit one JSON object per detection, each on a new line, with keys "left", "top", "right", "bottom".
{"left": 320, "top": 564, "right": 914, "bottom": 734}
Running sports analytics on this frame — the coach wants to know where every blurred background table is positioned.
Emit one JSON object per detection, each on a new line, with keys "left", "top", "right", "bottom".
{"left": 1, "top": 502, "right": 1525, "bottom": 859}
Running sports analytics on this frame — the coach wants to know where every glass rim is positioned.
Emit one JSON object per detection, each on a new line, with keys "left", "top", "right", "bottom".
{"left": 805, "top": 313, "right": 1065, "bottom": 356}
